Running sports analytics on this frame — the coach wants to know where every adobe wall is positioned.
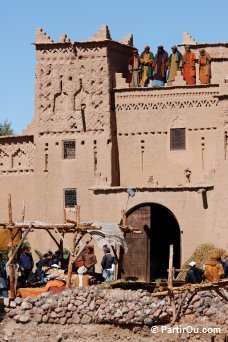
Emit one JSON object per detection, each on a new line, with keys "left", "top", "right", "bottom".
{"left": 114, "top": 85, "right": 219, "bottom": 187}
{"left": 0, "top": 136, "right": 36, "bottom": 222}
{"left": 0, "top": 29, "right": 228, "bottom": 266}
{"left": 0, "top": 32, "right": 133, "bottom": 255}
{"left": 213, "top": 83, "right": 228, "bottom": 246}
{"left": 90, "top": 185, "right": 215, "bottom": 263}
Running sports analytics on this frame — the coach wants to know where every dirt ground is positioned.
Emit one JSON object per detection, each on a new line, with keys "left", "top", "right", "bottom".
{"left": 0, "top": 319, "right": 227, "bottom": 342}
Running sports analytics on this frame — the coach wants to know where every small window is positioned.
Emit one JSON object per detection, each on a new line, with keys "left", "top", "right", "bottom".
{"left": 170, "top": 128, "right": 186, "bottom": 150}
{"left": 64, "top": 189, "right": 77, "bottom": 208}
{"left": 63, "top": 140, "right": 76, "bottom": 159}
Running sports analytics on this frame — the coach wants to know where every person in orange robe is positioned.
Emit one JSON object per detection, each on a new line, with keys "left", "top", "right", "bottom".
{"left": 181, "top": 45, "right": 196, "bottom": 85}
{"left": 198, "top": 48, "right": 212, "bottom": 84}
{"left": 204, "top": 253, "right": 224, "bottom": 281}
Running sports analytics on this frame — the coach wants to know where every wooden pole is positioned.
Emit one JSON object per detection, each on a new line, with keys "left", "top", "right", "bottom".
{"left": 167, "top": 244, "right": 177, "bottom": 323}
{"left": 21, "top": 200, "right": 25, "bottom": 222}
{"left": 53, "top": 227, "right": 73, "bottom": 255}
{"left": 111, "top": 244, "right": 119, "bottom": 280}
{"left": 174, "top": 289, "right": 189, "bottom": 322}
{"left": 46, "top": 229, "right": 61, "bottom": 249}
{"left": 75, "top": 205, "right": 80, "bottom": 226}
{"left": 121, "top": 209, "right": 127, "bottom": 226}
{"left": 6, "top": 226, "right": 32, "bottom": 267}
{"left": 59, "top": 240, "right": 64, "bottom": 266}
{"left": 168, "top": 244, "right": 174, "bottom": 290}
{"left": 63, "top": 208, "right": 67, "bottom": 224}
{"left": 8, "top": 194, "right": 13, "bottom": 225}
{"left": 9, "top": 230, "right": 15, "bottom": 298}
{"left": 66, "top": 205, "right": 80, "bottom": 288}
{"left": 7, "top": 194, "right": 15, "bottom": 298}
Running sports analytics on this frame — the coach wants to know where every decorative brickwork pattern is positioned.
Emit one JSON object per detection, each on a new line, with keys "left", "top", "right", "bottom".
{"left": 0, "top": 141, "right": 35, "bottom": 175}
{"left": 35, "top": 44, "right": 111, "bottom": 134}
{"left": 115, "top": 89, "right": 219, "bottom": 112}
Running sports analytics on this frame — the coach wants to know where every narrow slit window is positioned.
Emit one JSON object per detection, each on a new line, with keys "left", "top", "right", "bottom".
{"left": 170, "top": 128, "right": 186, "bottom": 150}
{"left": 63, "top": 140, "right": 76, "bottom": 159}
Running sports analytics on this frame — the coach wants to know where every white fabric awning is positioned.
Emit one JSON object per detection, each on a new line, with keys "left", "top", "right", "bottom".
{"left": 88, "top": 222, "right": 128, "bottom": 252}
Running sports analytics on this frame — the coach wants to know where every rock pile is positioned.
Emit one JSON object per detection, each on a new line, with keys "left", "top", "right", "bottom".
{"left": 3, "top": 286, "right": 228, "bottom": 327}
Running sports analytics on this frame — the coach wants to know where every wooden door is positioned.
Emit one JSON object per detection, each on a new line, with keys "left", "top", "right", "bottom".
{"left": 123, "top": 206, "right": 151, "bottom": 281}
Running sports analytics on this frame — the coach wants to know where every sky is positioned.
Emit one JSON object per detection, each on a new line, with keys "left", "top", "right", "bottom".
{"left": 1, "top": 0, "right": 228, "bottom": 134}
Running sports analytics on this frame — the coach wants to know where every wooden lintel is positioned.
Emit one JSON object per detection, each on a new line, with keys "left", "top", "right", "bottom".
{"left": 67, "top": 220, "right": 101, "bottom": 231}
{"left": 78, "top": 226, "right": 101, "bottom": 230}
{"left": 119, "top": 224, "right": 141, "bottom": 233}
{"left": 7, "top": 224, "right": 76, "bottom": 230}
{"left": 151, "top": 279, "right": 228, "bottom": 297}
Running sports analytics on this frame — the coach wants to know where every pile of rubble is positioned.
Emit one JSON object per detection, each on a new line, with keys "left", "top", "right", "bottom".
{"left": 2, "top": 286, "right": 227, "bottom": 327}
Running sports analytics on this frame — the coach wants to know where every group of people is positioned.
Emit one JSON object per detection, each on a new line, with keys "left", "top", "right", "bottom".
{"left": 75, "top": 244, "right": 117, "bottom": 281}
{"left": 0, "top": 243, "right": 117, "bottom": 298}
{"left": 127, "top": 45, "right": 212, "bottom": 88}
{"left": 0, "top": 248, "right": 35, "bottom": 298}
{"left": 185, "top": 251, "right": 228, "bottom": 284}
{"left": 2, "top": 245, "right": 227, "bottom": 298}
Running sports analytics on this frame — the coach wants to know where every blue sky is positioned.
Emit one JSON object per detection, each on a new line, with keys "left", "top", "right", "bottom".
{"left": 1, "top": 0, "right": 228, "bottom": 134}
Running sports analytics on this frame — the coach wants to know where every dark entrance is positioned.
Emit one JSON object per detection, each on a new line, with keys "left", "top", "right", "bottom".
{"left": 122, "top": 203, "right": 181, "bottom": 281}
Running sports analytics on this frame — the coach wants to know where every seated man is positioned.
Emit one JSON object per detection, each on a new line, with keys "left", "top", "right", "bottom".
{"left": 18, "top": 247, "right": 34, "bottom": 285}
{"left": 223, "top": 252, "right": 228, "bottom": 278}
{"left": 204, "top": 253, "right": 224, "bottom": 281}
{"left": 185, "top": 261, "right": 204, "bottom": 284}
{"left": 36, "top": 253, "right": 49, "bottom": 282}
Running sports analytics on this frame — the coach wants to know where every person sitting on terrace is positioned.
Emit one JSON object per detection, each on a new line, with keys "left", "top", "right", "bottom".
{"left": 223, "top": 252, "right": 228, "bottom": 278}
{"left": 185, "top": 261, "right": 204, "bottom": 284}
{"left": 18, "top": 247, "right": 34, "bottom": 285}
{"left": 204, "top": 253, "right": 224, "bottom": 281}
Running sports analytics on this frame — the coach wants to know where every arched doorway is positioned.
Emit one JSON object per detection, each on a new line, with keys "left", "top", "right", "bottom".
{"left": 122, "top": 203, "right": 181, "bottom": 281}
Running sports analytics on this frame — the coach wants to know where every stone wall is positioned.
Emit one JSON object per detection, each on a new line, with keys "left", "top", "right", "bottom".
{"left": 3, "top": 287, "right": 227, "bottom": 328}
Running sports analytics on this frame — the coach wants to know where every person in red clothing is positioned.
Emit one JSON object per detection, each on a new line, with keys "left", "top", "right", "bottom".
{"left": 127, "top": 49, "right": 141, "bottom": 88}
{"left": 83, "top": 246, "right": 97, "bottom": 273}
{"left": 181, "top": 45, "right": 196, "bottom": 85}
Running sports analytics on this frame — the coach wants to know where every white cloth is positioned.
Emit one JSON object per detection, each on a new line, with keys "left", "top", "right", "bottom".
{"left": 85, "top": 222, "right": 128, "bottom": 252}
